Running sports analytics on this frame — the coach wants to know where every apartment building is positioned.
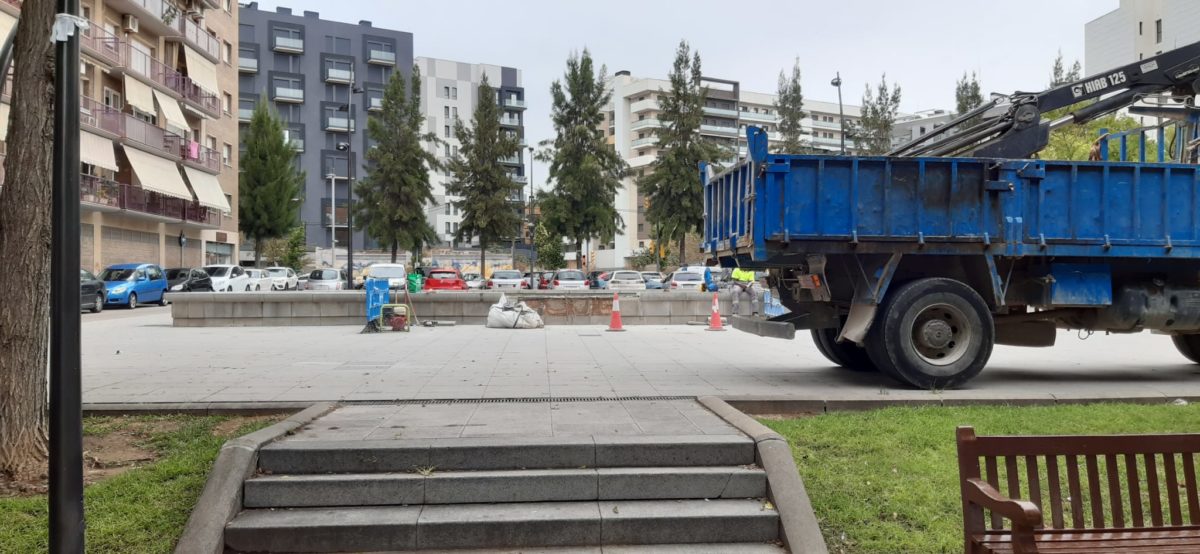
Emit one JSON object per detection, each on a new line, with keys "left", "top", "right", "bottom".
{"left": 892, "top": 109, "right": 957, "bottom": 148}
{"left": 237, "top": 2, "right": 413, "bottom": 256}
{"left": 0, "top": 0, "right": 239, "bottom": 271}
{"left": 417, "top": 56, "right": 527, "bottom": 248}
{"left": 600, "top": 71, "right": 863, "bottom": 269}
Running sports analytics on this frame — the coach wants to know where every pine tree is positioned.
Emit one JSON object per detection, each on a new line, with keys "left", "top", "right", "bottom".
{"left": 639, "top": 40, "right": 724, "bottom": 263}
{"left": 955, "top": 71, "right": 983, "bottom": 115}
{"left": 240, "top": 98, "right": 304, "bottom": 266}
{"left": 353, "top": 65, "right": 439, "bottom": 263}
{"left": 1050, "top": 50, "right": 1083, "bottom": 87}
{"left": 534, "top": 221, "right": 565, "bottom": 271}
{"left": 540, "top": 49, "right": 627, "bottom": 265}
{"left": 774, "top": 57, "right": 806, "bottom": 154}
{"left": 850, "top": 74, "right": 903, "bottom": 155}
{"left": 445, "top": 75, "right": 523, "bottom": 272}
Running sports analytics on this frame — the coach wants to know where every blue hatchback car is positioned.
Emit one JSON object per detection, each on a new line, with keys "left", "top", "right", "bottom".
{"left": 99, "top": 263, "right": 168, "bottom": 309}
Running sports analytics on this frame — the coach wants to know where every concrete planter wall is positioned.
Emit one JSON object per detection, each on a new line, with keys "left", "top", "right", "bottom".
{"left": 168, "top": 290, "right": 745, "bottom": 327}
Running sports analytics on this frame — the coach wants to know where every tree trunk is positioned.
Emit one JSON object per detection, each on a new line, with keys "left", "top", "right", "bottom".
{"left": 390, "top": 240, "right": 398, "bottom": 263}
{"left": 0, "top": 0, "right": 59, "bottom": 481}
{"left": 254, "top": 237, "right": 262, "bottom": 267}
{"left": 575, "top": 241, "right": 583, "bottom": 271}
{"left": 479, "top": 238, "right": 487, "bottom": 276}
{"left": 678, "top": 236, "right": 687, "bottom": 268}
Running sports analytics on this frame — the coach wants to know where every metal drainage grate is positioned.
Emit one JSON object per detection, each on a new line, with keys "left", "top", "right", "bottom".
{"left": 344, "top": 396, "right": 696, "bottom": 406}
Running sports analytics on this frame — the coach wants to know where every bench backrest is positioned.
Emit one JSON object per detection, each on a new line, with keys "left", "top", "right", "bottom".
{"left": 957, "top": 426, "right": 1200, "bottom": 532}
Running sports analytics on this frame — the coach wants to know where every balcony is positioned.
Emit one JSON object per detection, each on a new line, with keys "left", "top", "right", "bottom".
{"left": 107, "top": 0, "right": 183, "bottom": 37}
{"left": 325, "top": 67, "right": 354, "bottom": 84}
{"left": 124, "top": 44, "right": 187, "bottom": 98}
{"left": 503, "top": 98, "right": 526, "bottom": 110}
{"left": 238, "top": 107, "right": 254, "bottom": 121}
{"left": 174, "top": 137, "right": 221, "bottom": 173}
{"left": 325, "top": 116, "right": 354, "bottom": 132}
{"left": 367, "top": 96, "right": 384, "bottom": 112}
{"left": 810, "top": 118, "right": 842, "bottom": 130}
{"left": 499, "top": 155, "right": 521, "bottom": 165}
{"left": 274, "top": 86, "right": 304, "bottom": 103}
{"left": 170, "top": 15, "right": 221, "bottom": 62}
{"left": 630, "top": 118, "right": 661, "bottom": 131}
{"left": 273, "top": 36, "right": 304, "bottom": 53}
{"left": 700, "top": 124, "right": 737, "bottom": 136}
{"left": 499, "top": 116, "right": 521, "bottom": 128}
{"left": 367, "top": 49, "right": 396, "bottom": 66}
{"left": 179, "top": 78, "right": 220, "bottom": 117}
{"left": 81, "top": 175, "right": 221, "bottom": 227}
{"left": 631, "top": 136, "right": 658, "bottom": 148}
{"left": 512, "top": 175, "right": 528, "bottom": 184}
{"left": 124, "top": 114, "right": 185, "bottom": 161}
{"left": 741, "top": 110, "right": 776, "bottom": 123}
{"left": 0, "top": 0, "right": 20, "bottom": 16}
{"left": 703, "top": 105, "right": 739, "bottom": 118}
{"left": 287, "top": 137, "right": 304, "bottom": 152}
{"left": 238, "top": 57, "right": 258, "bottom": 73}
{"left": 626, "top": 154, "right": 657, "bottom": 168}
{"left": 80, "top": 22, "right": 124, "bottom": 67}
{"left": 80, "top": 96, "right": 124, "bottom": 137}
{"left": 630, "top": 98, "right": 658, "bottom": 113}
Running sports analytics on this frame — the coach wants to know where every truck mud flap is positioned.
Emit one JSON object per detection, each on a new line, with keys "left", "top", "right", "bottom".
{"left": 731, "top": 314, "right": 796, "bottom": 340}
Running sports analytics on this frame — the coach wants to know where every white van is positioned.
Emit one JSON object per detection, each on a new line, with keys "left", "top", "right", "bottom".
{"left": 364, "top": 263, "right": 407, "bottom": 289}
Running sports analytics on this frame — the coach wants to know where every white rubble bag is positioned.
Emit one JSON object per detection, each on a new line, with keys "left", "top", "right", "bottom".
{"left": 486, "top": 293, "right": 544, "bottom": 329}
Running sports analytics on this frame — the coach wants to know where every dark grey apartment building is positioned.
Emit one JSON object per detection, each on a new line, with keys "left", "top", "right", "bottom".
{"left": 237, "top": 2, "right": 413, "bottom": 254}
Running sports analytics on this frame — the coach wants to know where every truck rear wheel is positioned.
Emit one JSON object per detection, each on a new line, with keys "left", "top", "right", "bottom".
{"left": 811, "top": 327, "right": 876, "bottom": 372}
{"left": 1172, "top": 334, "right": 1200, "bottom": 364}
{"left": 865, "top": 278, "right": 993, "bottom": 389}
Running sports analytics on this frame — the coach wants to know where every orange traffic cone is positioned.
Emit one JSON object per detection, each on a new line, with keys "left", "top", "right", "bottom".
{"left": 607, "top": 292, "right": 626, "bottom": 332}
{"left": 706, "top": 292, "right": 725, "bottom": 331}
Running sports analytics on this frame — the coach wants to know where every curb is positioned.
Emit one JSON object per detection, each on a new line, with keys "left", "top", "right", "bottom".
{"left": 698, "top": 396, "right": 828, "bottom": 554}
{"left": 83, "top": 402, "right": 315, "bottom": 416}
{"left": 720, "top": 394, "right": 1185, "bottom": 416}
{"left": 173, "top": 402, "right": 336, "bottom": 554}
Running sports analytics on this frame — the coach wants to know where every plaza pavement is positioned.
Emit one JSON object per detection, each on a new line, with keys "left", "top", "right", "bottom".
{"left": 80, "top": 309, "right": 1200, "bottom": 406}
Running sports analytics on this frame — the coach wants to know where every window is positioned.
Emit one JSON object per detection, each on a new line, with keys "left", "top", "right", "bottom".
{"left": 443, "top": 86, "right": 450, "bottom": 98}
{"left": 1139, "top": 21, "right": 1143, "bottom": 35}
{"left": 444, "top": 106, "right": 450, "bottom": 118}
{"left": 445, "top": 222, "right": 451, "bottom": 234}
{"left": 453, "top": 222, "right": 459, "bottom": 233}
{"left": 222, "top": 41, "right": 232, "bottom": 64}
{"left": 444, "top": 125, "right": 450, "bottom": 138}
{"left": 222, "top": 143, "right": 232, "bottom": 166}
{"left": 444, "top": 144, "right": 450, "bottom": 157}
{"left": 445, "top": 203, "right": 451, "bottom": 215}
{"left": 451, "top": 87, "right": 458, "bottom": 100}
{"left": 1156, "top": 19, "right": 1162, "bottom": 43}
{"left": 452, "top": 107, "right": 458, "bottom": 119}
{"left": 103, "top": 87, "right": 122, "bottom": 109}
{"left": 223, "top": 93, "right": 233, "bottom": 114}
{"left": 224, "top": 0, "right": 232, "bottom": 11}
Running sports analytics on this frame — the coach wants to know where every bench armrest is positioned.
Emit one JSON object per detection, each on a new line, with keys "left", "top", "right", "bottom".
{"left": 965, "top": 478, "right": 1044, "bottom": 531}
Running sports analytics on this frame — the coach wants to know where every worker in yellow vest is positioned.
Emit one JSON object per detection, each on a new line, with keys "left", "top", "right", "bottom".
{"left": 730, "top": 267, "right": 759, "bottom": 316}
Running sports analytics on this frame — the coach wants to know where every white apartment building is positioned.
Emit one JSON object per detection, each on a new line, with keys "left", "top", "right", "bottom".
{"left": 416, "top": 57, "right": 527, "bottom": 247}
{"left": 892, "top": 109, "right": 957, "bottom": 148}
{"left": 599, "top": 71, "right": 863, "bottom": 269}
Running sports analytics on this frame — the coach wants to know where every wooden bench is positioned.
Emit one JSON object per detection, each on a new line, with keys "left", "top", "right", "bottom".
{"left": 956, "top": 426, "right": 1200, "bottom": 553}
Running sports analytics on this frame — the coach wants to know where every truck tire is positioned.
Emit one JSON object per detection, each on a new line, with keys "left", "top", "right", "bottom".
{"left": 864, "top": 278, "right": 994, "bottom": 390}
{"left": 811, "top": 327, "right": 877, "bottom": 372}
{"left": 1172, "top": 334, "right": 1200, "bottom": 364}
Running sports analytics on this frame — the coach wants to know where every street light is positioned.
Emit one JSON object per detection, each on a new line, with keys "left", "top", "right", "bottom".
{"left": 831, "top": 72, "right": 846, "bottom": 155}
{"left": 527, "top": 145, "right": 536, "bottom": 290}
{"left": 336, "top": 86, "right": 366, "bottom": 290}
{"left": 325, "top": 172, "right": 337, "bottom": 269}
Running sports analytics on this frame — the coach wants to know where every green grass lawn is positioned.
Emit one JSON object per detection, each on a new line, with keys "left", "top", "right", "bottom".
{"left": 0, "top": 414, "right": 278, "bottom": 554}
{"left": 762, "top": 402, "right": 1200, "bottom": 554}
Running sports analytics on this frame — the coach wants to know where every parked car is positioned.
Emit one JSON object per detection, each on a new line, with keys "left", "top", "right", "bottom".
{"left": 363, "top": 263, "right": 407, "bottom": 289}
{"left": 305, "top": 268, "right": 345, "bottom": 290}
{"left": 666, "top": 270, "right": 704, "bottom": 291}
{"left": 641, "top": 271, "right": 665, "bottom": 290}
{"left": 203, "top": 264, "right": 250, "bottom": 292}
{"left": 424, "top": 268, "right": 467, "bottom": 291}
{"left": 266, "top": 266, "right": 299, "bottom": 290}
{"left": 244, "top": 268, "right": 274, "bottom": 291}
{"left": 165, "top": 267, "right": 213, "bottom": 293}
{"left": 588, "top": 271, "right": 609, "bottom": 289}
{"left": 488, "top": 269, "right": 528, "bottom": 289}
{"left": 606, "top": 270, "right": 647, "bottom": 291}
{"left": 550, "top": 269, "right": 589, "bottom": 290}
{"left": 80, "top": 269, "right": 106, "bottom": 313}
{"left": 99, "top": 263, "right": 168, "bottom": 308}
{"left": 463, "top": 272, "right": 484, "bottom": 289}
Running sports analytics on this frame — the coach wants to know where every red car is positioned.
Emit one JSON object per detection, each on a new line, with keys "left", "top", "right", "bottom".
{"left": 422, "top": 268, "right": 467, "bottom": 291}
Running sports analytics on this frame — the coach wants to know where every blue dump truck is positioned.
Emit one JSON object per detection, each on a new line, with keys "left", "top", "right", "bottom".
{"left": 703, "top": 42, "right": 1200, "bottom": 389}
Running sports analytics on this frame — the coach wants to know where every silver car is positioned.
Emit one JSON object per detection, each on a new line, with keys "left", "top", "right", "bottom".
{"left": 305, "top": 268, "right": 345, "bottom": 291}
{"left": 550, "top": 269, "right": 588, "bottom": 290}
{"left": 488, "top": 269, "right": 527, "bottom": 289}
{"left": 606, "top": 270, "right": 647, "bottom": 291}
{"left": 667, "top": 271, "right": 704, "bottom": 291}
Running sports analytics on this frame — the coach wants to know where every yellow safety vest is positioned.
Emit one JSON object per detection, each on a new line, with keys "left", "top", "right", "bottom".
{"left": 732, "top": 268, "right": 756, "bottom": 283}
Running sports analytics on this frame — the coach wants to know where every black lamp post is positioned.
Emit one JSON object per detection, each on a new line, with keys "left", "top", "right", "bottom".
{"left": 337, "top": 86, "right": 366, "bottom": 290}
{"left": 831, "top": 72, "right": 846, "bottom": 155}
{"left": 527, "top": 145, "right": 536, "bottom": 290}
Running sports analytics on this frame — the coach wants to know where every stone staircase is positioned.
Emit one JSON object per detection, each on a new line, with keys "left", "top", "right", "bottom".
{"left": 224, "top": 434, "right": 785, "bottom": 552}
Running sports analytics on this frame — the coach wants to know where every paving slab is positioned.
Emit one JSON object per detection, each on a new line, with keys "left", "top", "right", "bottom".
{"left": 81, "top": 310, "right": 1200, "bottom": 405}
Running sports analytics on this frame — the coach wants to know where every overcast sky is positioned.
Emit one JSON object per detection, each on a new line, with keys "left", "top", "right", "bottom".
{"left": 252, "top": 0, "right": 1118, "bottom": 189}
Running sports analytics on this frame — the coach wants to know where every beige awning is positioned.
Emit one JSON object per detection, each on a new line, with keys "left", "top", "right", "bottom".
{"left": 80, "top": 131, "right": 117, "bottom": 171}
{"left": 182, "top": 45, "right": 219, "bottom": 96}
{"left": 0, "top": 12, "right": 15, "bottom": 45}
{"left": 153, "top": 89, "right": 188, "bottom": 132}
{"left": 183, "top": 166, "right": 230, "bottom": 213}
{"left": 123, "top": 146, "right": 193, "bottom": 201}
{"left": 0, "top": 102, "right": 9, "bottom": 141}
{"left": 123, "top": 75, "right": 155, "bottom": 114}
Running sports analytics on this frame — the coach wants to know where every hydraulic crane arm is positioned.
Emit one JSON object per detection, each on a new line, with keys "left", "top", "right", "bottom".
{"left": 891, "top": 40, "right": 1200, "bottom": 159}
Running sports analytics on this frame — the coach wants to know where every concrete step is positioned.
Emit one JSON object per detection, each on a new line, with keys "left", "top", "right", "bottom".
{"left": 224, "top": 499, "right": 779, "bottom": 552}
{"left": 404, "top": 544, "right": 787, "bottom": 553}
{"left": 257, "top": 435, "right": 755, "bottom": 474}
{"left": 243, "top": 466, "right": 767, "bottom": 508}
